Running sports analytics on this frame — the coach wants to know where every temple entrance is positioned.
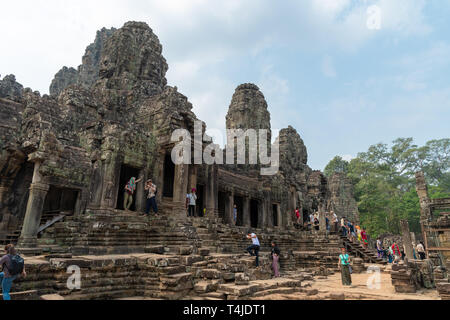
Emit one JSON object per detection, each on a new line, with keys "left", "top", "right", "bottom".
{"left": 218, "top": 191, "right": 227, "bottom": 220}
{"left": 116, "top": 164, "right": 140, "bottom": 211}
{"left": 234, "top": 196, "right": 244, "bottom": 226}
{"left": 163, "top": 154, "right": 175, "bottom": 198}
{"left": 250, "top": 199, "right": 259, "bottom": 229}
{"left": 43, "top": 186, "right": 79, "bottom": 221}
{"left": 196, "top": 185, "right": 205, "bottom": 217}
{"left": 273, "top": 204, "right": 279, "bottom": 227}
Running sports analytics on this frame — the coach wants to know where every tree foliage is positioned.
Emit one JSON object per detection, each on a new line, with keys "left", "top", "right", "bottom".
{"left": 325, "top": 138, "right": 450, "bottom": 238}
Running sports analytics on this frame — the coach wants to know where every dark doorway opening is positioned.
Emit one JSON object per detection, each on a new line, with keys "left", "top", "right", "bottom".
{"left": 117, "top": 164, "right": 140, "bottom": 211}
{"left": 197, "top": 185, "right": 205, "bottom": 217}
{"left": 250, "top": 200, "right": 259, "bottom": 229}
{"left": 43, "top": 186, "right": 79, "bottom": 222}
{"left": 163, "top": 154, "right": 175, "bottom": 198}
{"left": 234, "top": 196, "right": 244, "bottom": 226}
{"left": 303, "top": 209, "right": 309, "bottom": 223}
{"left": 218, "top": 191, "right": 227, "bottom": 220}
{"left": 273, "top": 204, "right": 279, "bottom": 227}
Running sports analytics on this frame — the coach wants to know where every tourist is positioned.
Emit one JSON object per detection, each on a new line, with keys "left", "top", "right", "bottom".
{"left": 417, "top": 242, "right": 426, "bottom": 260}
{"left": 356, "top": 226, "right": 362, "bottom": 243}
{"left": 348, "top": 221, "right": 356, "bottom": 242}
{"left": 187, "top": 189, "right": 197, "bottom": 217}
{"left": 246, "top": 230, "right": 261, "bottom": 267}
{"left": 142, "top": 179, "right": 158, "bottom": 217}
{"left": 271, "top": 242, "right": 281, "bottom": 278}
{"left": 332, "top": 211, "right": 339, "bottom": 233}
{"left": 387, "top": 246, "right": 394, "bottom": 263}
{"left": 326, "top": 215, "right": 330, "bottom": 233}
{"left": 295, "top": 207, "right": 301, "bottom": 225}
{"left": 391, "top": 241, "right": 401, "bottom": 264}
{"left": 0, "top": 244, "right": 26, "bottom": 300}
{"left": 341, "top": 217, "right": 347, "bottom": 237}
{"left": 361, "top": 228, "right": 368, "bottom": 249}
{"left": 233, "top": 205, "right": 238, "bottom": 225}
{"left": 376, "top": 237, "right": 383, "bottom": 259}
{"left": 124, "top": 176, "right": 143, "bottom": 211}
{"left": 338, "top": 247, "right": 352, "bottom": 286}
{"left": 313, "top": 212, "right": 320, "bottom": 231}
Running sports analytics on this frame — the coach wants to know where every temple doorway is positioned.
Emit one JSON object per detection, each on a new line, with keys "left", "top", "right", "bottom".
{"left": 234, "top": 196, "right": 244, "bottom": 226}
{"left": 273, "top": 204, "right": 279, "bottom": 227}
{"left": 116, "top": 164, "right": 140, "bottom": 211}
{"left": 196, "top": 185, "right": 205, "bottom": 217}
{"left": 43, "top": 186, "right": 79, "bottom": 221}
{"left": 218, "top": 191, "right": 227, "bottom": 221}
{"left": 163, "top": 154, "right": 175, "bottom": 198}
{"left": 250, "top": 199, "right": 259, "bottom": 229}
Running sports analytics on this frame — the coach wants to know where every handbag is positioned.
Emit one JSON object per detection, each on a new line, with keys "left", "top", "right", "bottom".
{"left": 349, "top": 265, "right": 353, "bottom": 274}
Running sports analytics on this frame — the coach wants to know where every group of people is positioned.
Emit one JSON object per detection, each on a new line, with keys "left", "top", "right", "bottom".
{"left": 376, "top": 238, "right": 427, "bottom": 264}
{"left": 123, "top": 176, "right": 159, "bottom": 217}
{"left": 245, "top": 231, "right": 281, "bottom": 278}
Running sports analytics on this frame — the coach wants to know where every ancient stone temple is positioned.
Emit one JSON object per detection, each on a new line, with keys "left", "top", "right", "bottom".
{"left": 0, "top": 21, "right": 364, "bottom": 300}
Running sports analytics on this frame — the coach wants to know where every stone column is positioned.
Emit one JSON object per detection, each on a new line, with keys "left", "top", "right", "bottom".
{"left": 173, "top": 164, "right": 189, "bottom": 217}
{"left": 400, "top": 220, "right": 415, "bottom": 261}
{"left": 18, "top": 162, "right": 50, "bottom": 248}
{"left": 243, "top": 197, "right": 251, "bottom": 227}
{"left": 135, "top": 169, "right": 146, "bottom": 213}
{"left": 228, "top": 192, "right": 235, "bottom": 226}
{"left": 100, "top": 152, "right": 121, "bottom": 209}
{"left": 319, "top": 205, "right": 327, "bottom": 232}
{"left": 205, "top": 165, "right": 218, "bottom": 219}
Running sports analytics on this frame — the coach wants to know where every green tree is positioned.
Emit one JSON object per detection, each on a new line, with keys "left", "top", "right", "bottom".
{"left": 324, "top": 156, "right": 349, "bottom": 177}
{"left": 325, "top": 137, "right": 449, "bottom": 238}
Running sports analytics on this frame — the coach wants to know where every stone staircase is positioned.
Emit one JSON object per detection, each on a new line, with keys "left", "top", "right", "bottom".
{"left": 340, "top": 236, "right": 386, "bottom": 265}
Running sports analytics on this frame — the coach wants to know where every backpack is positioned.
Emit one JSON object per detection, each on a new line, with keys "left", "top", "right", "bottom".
{"left": 7, "top": 254, "right": 24, "bottom": 276}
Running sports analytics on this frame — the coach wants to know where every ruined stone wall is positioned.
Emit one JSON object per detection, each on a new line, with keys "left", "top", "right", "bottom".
{"left": 328, "top": 173, "right": 360, "bottom": 223}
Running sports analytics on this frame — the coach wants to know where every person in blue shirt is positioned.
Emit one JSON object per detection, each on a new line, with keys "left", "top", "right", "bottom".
{"left": 338, "top": 247, "right": 352, "bottom": 286}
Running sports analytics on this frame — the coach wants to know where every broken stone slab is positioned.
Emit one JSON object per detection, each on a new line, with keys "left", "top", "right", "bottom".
{"left": 198, "top": 248, "right": 210, "bottom": 257}
{"left": 145, "top": 246, "right": 165, "bottom": 254}
{"left": 235, "top": 273, "right": 250, "bottom": 286}
{"left": 178, "top": 247, "right": 193, "bottom": 256}
{"left": 200, "top": 269, "right": 223, "bottom": 280}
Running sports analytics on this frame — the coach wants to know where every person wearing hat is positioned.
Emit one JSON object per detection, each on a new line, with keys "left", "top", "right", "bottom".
{"left": 187, "top": 188, "right": 198, "bottom": 217}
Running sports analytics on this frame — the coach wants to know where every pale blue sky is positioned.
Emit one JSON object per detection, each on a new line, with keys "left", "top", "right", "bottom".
{"left": 1, "top": 0, "right": 449, "bottom": 170}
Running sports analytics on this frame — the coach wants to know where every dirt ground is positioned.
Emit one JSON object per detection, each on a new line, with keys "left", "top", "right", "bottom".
{"left": 258, "top": 268, "right": 441, "bottom": 300}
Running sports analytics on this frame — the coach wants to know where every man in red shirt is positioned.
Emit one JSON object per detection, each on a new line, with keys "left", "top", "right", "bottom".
{"left": 392, "top": 241, "right": 401, "bottom": 264}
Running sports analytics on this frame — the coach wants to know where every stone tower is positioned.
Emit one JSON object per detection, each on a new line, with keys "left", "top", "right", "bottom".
{"left": 226, "top": 84, "right": 272, "bottom": 166}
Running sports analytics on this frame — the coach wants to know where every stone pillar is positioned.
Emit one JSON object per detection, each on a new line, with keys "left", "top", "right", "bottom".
{"left": 319, "top": 204, "right": 327, "bottom": 232}
{"left": 228, "top": 192, "right": 235, "bottom": 225}
{"left": 18, "top": 162, "right": 50, "bottom": 248}
{"left": 135, "top": 169, "right": 146, "bottom": 213}
{"left": 261, "top": 190, "right": 271, "bottom": 229}
{"left": 400, "top": 220, "right": 415, "bottom": 261}
{"left": 205, "top": 165, "right": 218, "bottom": 219}
{"left": 243, "top": 197, "right": 251, "bottom": 227}
{"left": 173, "top": 164, "right": 189, "bottom": 217}
{"left": 416, "top": 171, "right": 431, "bottom": 257}
{"left": 100, "top": 152, "right": 121, "bottom": 209}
